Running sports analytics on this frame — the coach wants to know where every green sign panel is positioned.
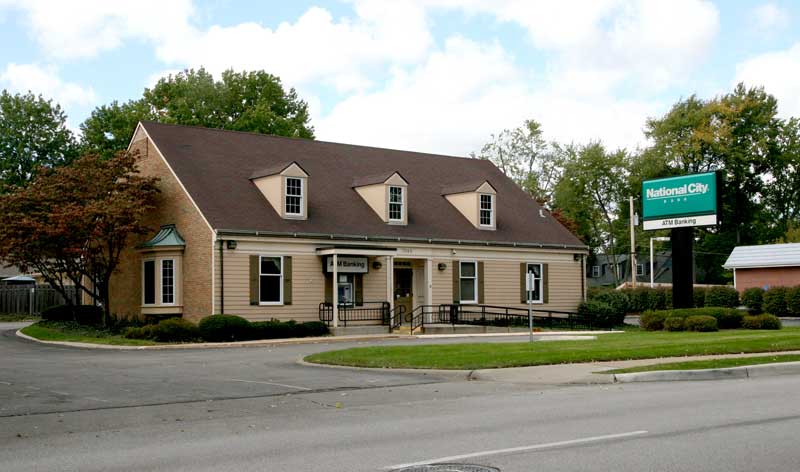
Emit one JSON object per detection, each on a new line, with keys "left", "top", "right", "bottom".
{"left": 642, "top": 172, "right": 718, "bottom": 230}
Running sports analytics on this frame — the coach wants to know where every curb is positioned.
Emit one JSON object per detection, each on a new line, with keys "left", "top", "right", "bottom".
{"left": 295, "top": 357, "right": 472, "bottom": 380}
{"left": 612, "top": 361, "right": 800, "bottom": 383}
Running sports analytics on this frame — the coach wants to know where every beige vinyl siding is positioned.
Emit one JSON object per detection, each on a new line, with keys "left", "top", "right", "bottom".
{"left": 431, "top": 259, "right": 453, "bottom": 305}
{"left": 482, "top": 259, "right": 582, "bottom": 312}
{"left": 362, "top": 256, "right": 389, "bottom": 303}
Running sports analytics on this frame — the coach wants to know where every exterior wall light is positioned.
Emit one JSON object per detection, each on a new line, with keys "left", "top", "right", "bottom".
{"left": 372, "top": 261, "right": 383, "bottom": 270}
{"left": 438, "top": 263, "right": 447, "bottom": 271}
{"left": 226, "top": 240, "right": 238, "bottom": 250}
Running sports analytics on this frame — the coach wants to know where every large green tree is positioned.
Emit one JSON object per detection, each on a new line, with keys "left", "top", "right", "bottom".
{"left": 81, "top": 68, "right": 315, "bottom": 157}
{"left": 0, "top": 91, "right": 78, "bottom": 190}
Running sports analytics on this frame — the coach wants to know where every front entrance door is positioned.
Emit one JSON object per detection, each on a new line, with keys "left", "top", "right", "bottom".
{"left": 394, "top": 268, "right": 413, "bottom": 322}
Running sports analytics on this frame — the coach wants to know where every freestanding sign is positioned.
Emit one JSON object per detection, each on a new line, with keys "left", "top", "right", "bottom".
{"left": 642, "top": 172, "right": 719, "bottom": 230}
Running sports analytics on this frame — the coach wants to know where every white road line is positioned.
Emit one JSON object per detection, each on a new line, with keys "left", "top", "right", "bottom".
{"left": 0, "top": 381, "right": 11, "bottom": 385}
{"left": 83, "top": 396, "right": 110, "bottom": 403}
{"left": 384, "top": 430, "right": 649, "bottom": 469}
{"left": 227, "top": 379, "right": 312, "bottom": 391}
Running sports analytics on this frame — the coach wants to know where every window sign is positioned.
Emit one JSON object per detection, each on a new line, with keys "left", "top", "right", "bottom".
{"left": 325, "top": 256, "right": 369, "bottom": 273}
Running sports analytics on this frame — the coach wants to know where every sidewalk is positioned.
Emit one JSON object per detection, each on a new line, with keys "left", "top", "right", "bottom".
{"left": 469, "top": 350, "right": 800, "bottom": 385}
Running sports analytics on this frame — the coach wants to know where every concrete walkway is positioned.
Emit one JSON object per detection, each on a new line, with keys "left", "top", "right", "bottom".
{"left": 469, "top": 350, "right": 800, "bottom": 385}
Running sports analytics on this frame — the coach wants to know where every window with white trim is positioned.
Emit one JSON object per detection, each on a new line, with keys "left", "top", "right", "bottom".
{"left": 459, "top": 261, "right": 478, "bottom": 303}
{"left": 143, "top": 260, "right": 156, "bottom": 305}
{"left": 591, "top": 265, "right": 600, "bottom": 278}
{"left": 161, "top": 259, "right": 174, "bottom": 304}
{"left": 479, "top": 194, "right": 493, "bottom": 226}
{"left": 526, "top": 263, "right": 543, "bottom": 303}
{"left": 285, "top": 177, "right": 303, "bottom": 216}
{"left": 637, "top": 263, "right": 645, "bottom": 276}
{"left": 389, "top": 186, "right": 404, "bottom": 221}
{"left": 259, "top": 256, "right": 283, "bottom": 304}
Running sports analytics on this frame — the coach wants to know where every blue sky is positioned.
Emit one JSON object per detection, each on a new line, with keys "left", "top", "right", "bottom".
{"left": 1, "top": 0, "right": 799, "bottom": 156}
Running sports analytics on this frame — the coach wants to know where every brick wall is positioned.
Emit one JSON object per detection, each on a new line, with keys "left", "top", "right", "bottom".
{"left": 109, "top": 130, "right": 214, "bottom": 321}
{"left": 735, "top": 267, "right": 800, "bottom": 293}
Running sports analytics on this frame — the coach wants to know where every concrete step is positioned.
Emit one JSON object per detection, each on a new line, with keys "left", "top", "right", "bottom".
{"left": 331, "top": 325, "right": 391, "bottom": 336}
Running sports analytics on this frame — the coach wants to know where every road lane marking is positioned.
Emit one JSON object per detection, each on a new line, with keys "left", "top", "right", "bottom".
{"left": 83, "top": 397, "right": 110, "bottom": 403}
{"left": 384, "top": 430, "right": 649, "bottom": 469}
{"left": 227, "top": 379, "right": 311, "bottom": 391}
{"left": 0, "top": 381, "right": 11, "bottom": 385}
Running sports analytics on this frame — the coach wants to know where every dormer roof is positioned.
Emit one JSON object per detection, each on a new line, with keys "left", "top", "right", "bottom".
{"left": 135, "top": 121, "right": 585, "bottom": 249}
{"left": 249, "top": 161, "right": 309, "bottom": 180}
{"left": 352, "top": 171, "right": 408, "bottom": 188}
{"left": 442, "top": 180, "right": 497, "bottom": 196}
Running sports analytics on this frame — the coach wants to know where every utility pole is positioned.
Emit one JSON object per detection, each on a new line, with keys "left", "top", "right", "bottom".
{"left": 629, "top": 196, "right": 637, "bottom": 288}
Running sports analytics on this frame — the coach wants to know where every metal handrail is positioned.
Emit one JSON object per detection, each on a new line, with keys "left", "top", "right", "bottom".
{"left": 408, "top": 305, "right": 437, "bottom": 333}
{"left": 318, "top": 301, "right": 391, "bottom": 327}
{"left": 437, "top": 304, "right": 593, "bottom": 330}
{"left": 389, "top": 304, "right": 407, "bottom": 329}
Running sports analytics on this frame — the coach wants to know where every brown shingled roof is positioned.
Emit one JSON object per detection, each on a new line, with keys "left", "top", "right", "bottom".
{"left": 140, "top": 121, "right": 585, "bottom": 249}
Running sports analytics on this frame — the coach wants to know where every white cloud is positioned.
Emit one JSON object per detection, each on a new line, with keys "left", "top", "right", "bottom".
{"left": 1, "top": 63, "right": 96, "bottom": 107}
{"left": 752, "top": 3, "right": 789, "bottom": 33}
{"left": 316, "top": 36, "right": 661, "bottom": 156}
{"left": 0, "top": 0, "right": 194, "bottom": 60}
{"left": 735, "top": 43, "right": 800, "bottom": 118}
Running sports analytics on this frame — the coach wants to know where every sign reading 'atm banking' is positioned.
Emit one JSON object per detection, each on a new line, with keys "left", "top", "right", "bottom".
{"left": 642, "top": 172, "right": 718, "bottom": 230}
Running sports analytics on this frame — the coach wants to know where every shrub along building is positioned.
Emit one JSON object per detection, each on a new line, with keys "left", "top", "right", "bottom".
{"left": 110, "top": 121, "right": 587, "bottom": 331}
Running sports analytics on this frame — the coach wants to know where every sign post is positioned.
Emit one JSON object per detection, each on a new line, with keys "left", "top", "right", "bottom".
{"left": 642, "top": 172, "right": 720, "bottom": 309}
{"left": 527, "top": 271, "right": 533, "bottom": 343}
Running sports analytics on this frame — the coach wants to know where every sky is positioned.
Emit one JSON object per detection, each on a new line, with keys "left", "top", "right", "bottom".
{"left": 1, "top": 0, "right": 798, "bottom": 157}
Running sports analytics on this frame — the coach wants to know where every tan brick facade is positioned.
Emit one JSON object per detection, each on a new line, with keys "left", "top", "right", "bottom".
{"left": 109, "top": 129, "right": 214, "bottom": 321}
{"left": 735, "top": 267, "right": 800, "bottom": 293}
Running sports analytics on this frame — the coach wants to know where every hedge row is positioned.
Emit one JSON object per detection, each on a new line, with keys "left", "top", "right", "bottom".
{"left": 640, "top": 307, "right": 780, "bottom": 331}
{"left": 124, "top": 315, "right": 329, "bottom": 343}
{"left": 739, "top": 286, "right": 800, "bottom": 317}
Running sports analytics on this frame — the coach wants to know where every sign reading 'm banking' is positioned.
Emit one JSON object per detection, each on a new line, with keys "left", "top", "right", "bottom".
{"left": 642, "top": 172, "right": 719, "bottom": 230}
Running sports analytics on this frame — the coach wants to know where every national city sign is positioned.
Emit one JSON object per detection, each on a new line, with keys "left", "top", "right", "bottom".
{"left": 642, "top": 172, "right": 719, "bottom": 230}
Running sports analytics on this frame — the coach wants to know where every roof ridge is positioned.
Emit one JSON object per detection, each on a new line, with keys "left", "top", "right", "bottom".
{"left": 140, "top": 120, "right": 489, "bottom": 163}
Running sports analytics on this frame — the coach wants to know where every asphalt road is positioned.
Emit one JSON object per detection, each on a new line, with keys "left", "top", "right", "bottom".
{"left": 2, "top": 323, "right": 800, "bottom": 471}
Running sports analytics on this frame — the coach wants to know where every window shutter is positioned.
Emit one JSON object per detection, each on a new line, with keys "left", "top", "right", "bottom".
{"left": 543, "top": 263, "right": 549, "bottom": 304}
{"left": 520, "top": 263, "right": 527, "bottom": 303}
{"left": 355, "top": 274, "right": 364, "bottom": 306}
{"left": 477, "top": 261, "right": 485, "bottom": 304}
{"left": 324, "top": 274, "right": 333, "bottom": 304}
{"left": 283, "top": 256, "right": 292, "bottom": 305}
{"left": 452, "top": 261, "right": 460, "bottom": 303}
{"left": 249, "top": 255, "right": 259, "bottom": 306}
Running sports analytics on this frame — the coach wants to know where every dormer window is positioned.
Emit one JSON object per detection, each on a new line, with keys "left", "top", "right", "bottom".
{"left": 479, "top": 194, "right": 494, "bottom": 227}
{"left": 353, "top": 171, "right": 408, "bottom": 225}
{"left": 389, "top": 186, "right": 404, "bottom": 222}
{"left": 250, "top": 161, "right": 309, "bottom": 220}
{"left": 285, "top": 177, "right": 304, "bottom": 216}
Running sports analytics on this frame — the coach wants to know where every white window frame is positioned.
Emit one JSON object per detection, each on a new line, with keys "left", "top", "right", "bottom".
{"left": 284, "top": 177, "right": 304, "bottom": 217}
{"left": 161, "top": 259, "right": 175, "bottom": 305}
{"left": 591, "top": 265, "right": 600, "bottom": 278}
{"left": 258, "top": 255, "right": 284, "bottom": 306}
{"left": 526, "top": 263, "right": 543, "bottom": 304}
{"left": 479, "top": 194, "right": 494, "bottom": 227}
{"left": 388, "top": 185, "right": 404, "bottom": 222}
{"left": 142, "top": 259, "right": 156, "bottom": 306}
{"left": 459, "top": 260, "right": 478, "bottom": 304}
{"left": 636, "top": 263, "right": 645, "bottom": 276}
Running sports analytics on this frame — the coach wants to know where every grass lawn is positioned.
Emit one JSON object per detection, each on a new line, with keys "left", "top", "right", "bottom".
{"left": 20, "top": 321, "right": 158, "bottom": 346}
{"left": 305, "top": 329, "right": 800, "bottom": 370}
{"left": 602, "top": 354, "right": 800, "bottom": 374}
{"left": 0, "top": 313, "right": 40, "bottom": 322}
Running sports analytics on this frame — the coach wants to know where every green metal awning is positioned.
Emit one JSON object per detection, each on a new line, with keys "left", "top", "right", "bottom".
{"left": 139, "top": 224, "right": 186, "bottom": 248}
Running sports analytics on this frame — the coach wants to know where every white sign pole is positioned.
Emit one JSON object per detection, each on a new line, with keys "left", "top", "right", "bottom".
{"left": 527, "top": 271, "right": 533, "bottom": 343}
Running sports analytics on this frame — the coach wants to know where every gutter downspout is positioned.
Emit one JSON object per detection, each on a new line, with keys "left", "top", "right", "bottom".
{"left": 219, "top": 240, "right": 225, "bottom": 315}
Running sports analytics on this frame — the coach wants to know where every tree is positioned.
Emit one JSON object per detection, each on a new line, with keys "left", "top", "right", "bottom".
{"left": 0, "top": 152, "right": 159, "bottom": 325}
{"left": 81, "top": 68, "right": 315, "bottom": 156}
{"left": 552, "top": 143, "right": 629, "bottom": 284}
{"left": 475, "top": 119, "right": 562, "bottom": 204}
{"left": 0, "top": 91, "right": 78, "bottom": 190}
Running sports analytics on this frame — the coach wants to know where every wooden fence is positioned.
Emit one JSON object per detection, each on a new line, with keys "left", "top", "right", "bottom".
{"left": 0, "top": 285, "right": 78, "bottom": 315}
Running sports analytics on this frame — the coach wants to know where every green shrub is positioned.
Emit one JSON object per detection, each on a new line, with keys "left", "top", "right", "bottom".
{"left": 693, "top": 287, "right": 707, "bottom": 308}
{"left": 684, "top": 315, "right": 718, "bottom": 332}
{"left": 786, "top": 287, "right": 800, "bottom": 317}
{"left": 249, "top": 320, "right": 295, "bottom": 340}
{"left": 124, "top": 325, "right": 154, "bottom": 339}
{"left": 763, "top": 287, "right": 788, "bottom": 317}
{"left": 640, "top": 310, "right": 669, "bottom": 331}
{"left": 742, "top": 314, "right": 782, "bottom": 330}
{"left": 590, "top": 290, "right": 629, "bottom": 323}
{"left": 704, "top": 286, "right": 739, "bottom": 308}
{"left": 295, "top": 321, "right": 329, "bottom": 337}
{"left": 741, "top": 287, "right": 764, "bottom": 314}
{"left": 148, "top": 318, "right": 200, "bottom": 342}
{"left": 40, "top": 305, "right": 103, "bottom": 325}
{"left": 663, "top": 316, "right": 685, "bottom": 331}
{"left": 198, "top": 315, "right": 251, "bottom": 342}
{"left": 578, "top": 300, "right": 619, "bottom": 328}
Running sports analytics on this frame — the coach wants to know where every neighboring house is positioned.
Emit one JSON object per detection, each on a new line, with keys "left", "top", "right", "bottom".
{"left": 587, "top": 253, "right": 672, "bottom": 288}
{"left": 110, "top": 121, "right": 588, "bottom": 326}
{"left": 723, "top": 243, "right": 800, "bottom": 292}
